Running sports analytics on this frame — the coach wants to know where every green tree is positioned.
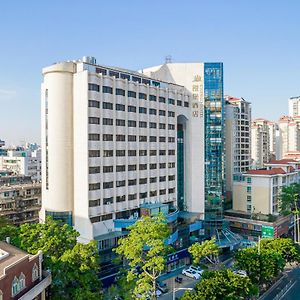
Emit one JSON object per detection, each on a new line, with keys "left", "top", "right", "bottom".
{"left": 114, "top": 213, "right": 170, "bottom": 300}
{"left": 181, "top": 269, "right": 258, "bottom": 300}
{"left": 234, "top": 247, "right": 285, "bottom": 285}
{"left": 0, "top": 224, "right": 21, "bottom": 247}
{"left": 260, "top": 238, "right": 300, "bottom": 264}
{"left": 52, "top": 241, "right": 101, "bottom": 300}
{"left": 188, "top": 238, "right": 219, "bottom": 265}
{"left": 280, "top": 184, "right": 300, "bottom": 242}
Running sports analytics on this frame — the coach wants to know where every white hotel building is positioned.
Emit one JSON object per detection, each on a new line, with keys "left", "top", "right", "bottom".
{"left": 41, "top": 57, "right": 225, "bottom": 246}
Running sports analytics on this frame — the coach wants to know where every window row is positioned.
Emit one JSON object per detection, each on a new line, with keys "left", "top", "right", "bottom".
{"left": 88, "top": 149, "right": 176, "bottom": 157}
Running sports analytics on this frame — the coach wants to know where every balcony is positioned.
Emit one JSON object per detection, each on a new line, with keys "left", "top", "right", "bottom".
{"left": 19, "top": 271, "right": 51, "bottom": 300}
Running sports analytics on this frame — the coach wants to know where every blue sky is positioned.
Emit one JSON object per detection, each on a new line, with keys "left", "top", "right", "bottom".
{"left": 1, "top": 0, "right": 300, "bottom": 144}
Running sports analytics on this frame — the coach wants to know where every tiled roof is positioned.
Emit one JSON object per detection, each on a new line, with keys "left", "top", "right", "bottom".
{"left": 268, "top": 159, "right": 298, "bottom": 164}
{"left": 246, "top": 168, "right": 286, "bottom": 175}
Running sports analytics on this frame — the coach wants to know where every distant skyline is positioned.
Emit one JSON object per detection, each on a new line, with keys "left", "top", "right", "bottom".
{"left": 1, "top": 0, "right": 300, "bottom": 144}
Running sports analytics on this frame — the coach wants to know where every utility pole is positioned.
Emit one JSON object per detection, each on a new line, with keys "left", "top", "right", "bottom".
{"left": 258, "top": 236, "right": 261, "bottom": 255}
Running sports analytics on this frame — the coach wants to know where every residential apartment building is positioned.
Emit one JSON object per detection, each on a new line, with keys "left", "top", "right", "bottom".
{"left": 288, "top": 96, "right": 300, "bottom": 117}
{"left": 0, "top": 241, "right": 51, "bottom": 300}
{"left": 0, "top": 172, "right": 41, "bottom": 225}
{"left": 0, "top": 149, "right": 41, "bottom": 181}
{"left": 0, "top": 140, "right": 6, "bottom": 157}
{"left": 233, "top": 159, "right": 300, "bottom": 215}
{"left": 225, "top": 96, "right": 251, "bottom": 206}
{"left": 41, "top": 57, "right": 219, "bottom": 245}
{"left": 251, "top": 118, "right": 277, "bottom": 168}
{"left": 142, "top": 62, "right": 225, "bottom": 222}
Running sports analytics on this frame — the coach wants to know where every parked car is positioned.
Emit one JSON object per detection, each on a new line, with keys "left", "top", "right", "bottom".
{"left": 138, "top": 289, "right": 162, "bottom": 299}
{"left": 182, "top": 268, "right": 201, "bottom": 280}
{"left": 156, "top": 281, "right": 168, "bottom": 293}
{"left": 189, "top": 265, "right": 204, "bottom": 275}
{"left": 233, "top": 270, "right": 247, "bottom": 277}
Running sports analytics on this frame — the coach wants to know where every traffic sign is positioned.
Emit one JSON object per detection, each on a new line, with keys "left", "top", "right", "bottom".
{"left": 262, "top": 225, "right": 274, "bottom": 238}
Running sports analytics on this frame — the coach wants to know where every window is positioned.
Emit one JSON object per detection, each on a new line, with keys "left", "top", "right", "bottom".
{"left": 169, "top": 175, "right": 175, "bottom": 181}
{"left": 128, "top": 105, "right": 136, "bottom": 113}
{"left": 12, "top": 277, "right": 19, "bottom": 296}
{"left": 88, "top": 83, "right": 99, "bottom": 92}
{"left": 128, "top": 135, "right": 137, "bottom": 141}
{"left": 89, "top": 199, "right": 100, "bottom": 207}
{"left": 109, "top": 70, "right": 119, "bottom": 78}
{"left": 149, "top": 108, "right": 157, "bottom": 115}
{"left": 139, "top": 178, "right": 147, "bottom": 184}
{"left": 168, "top": 162, "right": 175, "bottom": 168}
{"left": 150, "top": 136, "right": 157, "bottom": 142}
{"left": 159, "top": 137, "right": 166, "bottom": 142}
{"left": 160, "top": 163, "right": 166, "bottom": 169}
{"left": 89, "top": 134, "right": 100, "bottom": 141}
{"left": 139, "top": 164, "right": 147, "bottom": 170}
{"left": 247, "top": 177, "right": 252, "bottom": 184}
{"left": 116, "top": 150, "right": 125, "bottom": 156}
{"left": 132, "top": 76, "right": 141, "bottom": 83}
{"left": 121, "top": 73, "right": 130, "bottom": 80}
{"left": 89, "top": 166, "right": 100, "bottom": 174}
{"left": 96, "top": 67, "right": 107, "bottom": 75}
{"left": 103, "top": 86, "right": 113, "bottom": 94}
{"left": 128, "top": 179, "right": 137, "bottom": 186}
{"left": 139, "top": 107, "right": 147, "bottom": 114}
{"left": 168, "top": 111, "right": 175, "bottom": 117}
{"left": 103, "top": 102, "right": 113, "bottom": 110}
{"left": 116, "top": 165, "right": 125, "bottom": 172}
{"left": 103, "top": 166, "right": 113, "bottom": 173}
{"left": 139, "top": 150, "right": 147, "bottom": 156}
{"left": 150, "top": 191, "right": 157, "bottom": 197}
{"left": 89, "top": 183, "right": 100, "bottom": 191}
{"left": 89, "top": 117, "right": 100, "bottom": 125}
{"left": 103, "top": 214, "right": 112, "bottom": 221}
{"left": 103, "top": 134, "right": 113, "bottom": 141}
{"left": 150, "top": 122, "right": 157, "bottom": 129}
{"left": 168, "top": 124, "right": 175, "bottom": 130}
{"left": 90, "top": 216, "right": 100, "bottom": 223}
{"left": 32, "top": 264, "right": 39, "bottom": 282}
{"left": 159, "top": 176, "right": 166, "bottom": 182}
{"left": 168, "top": 150, "right": 175, "bottom": 155}
{"left": 150, "top": 150, "right": 157, "bottom": 156}
{"left": 150, "top": 177, "right": 157, "bottom": 183}
{"left": 150, "top": 163, "right": 157, "bottom": 169}
{"left": 116, "top": 180, "right": 126, "bottom": 187}
{"left": 159, "top": 96, "right": 166, "bottom": 103}
{"left": 177, "top": 100, "right": 182, "bottom": 106}
{"left": 103, "top": 197, "right": 113, "bottom": 205}
{"left": 139, "top": 93, "right": 147, "bottom": 100}
{"left": 128, "top": 193, "right": 137, "bottom": 201}
{"left": 116, "top": 88, "right": 125, "bottom": 96}
{"left": 103, "top": 118, "right": 113, "bottom": 125}
{"left": 139, "top": 121, "right": 147, "bottom": 128}
{"left": 116, "top": 104, "right": 125, "bottom": 111}
{"left": 142, "top": 78, "right": 150, "bottom": 85}
{"left": 184, "top": 102, "right": 189, "bottom": 107}
{"left": 128, "top": 120, "right": 137, "bottom": 127}
{"left": 159, "top": 150, "right": 166, "bottom": 156}
{"left": 116, "top": 134, "right": 125, "bottom": 141}
{"left": 128, "top": 150, "right": 137, "bottom": 156}
{"left": 247, "top": 186, "right": 251, "bottom": 193}
{"left": 89, "top": 150, "right": 100, "bottom": 157}
{"left": 149, "top": 95, "right": 156, "bottom": 101}
{"left": 116, "top": 195, "right": 126, "bottom": 202}
{"left": 168, "top": 137, "right": 175, "bottom": 143}
{"left": 169, "top": 188, "right": 175, "bottom": 193}
{"left": 103, "top": 181, "right": 114, "bottom": 189}
{"left": 159, "top": 189, "right": 166, "bottom": 195}
{"left": 140, "top": 192, "right": 148, "bottom": 198}
{"left": 159, "top": 110, "right": 166, "bottom": 116}
{"left": 168, "top": 98, "right": 175, "bottom": 105}
{"left": 128, "top": 164, "right": 137, "bottom": 171}
{"left": 103, "top": 150, "right": 113, "bottom": 157}
{"left": 116, "top": 119, "right": 125, "bottom": 126}
{"left": 128, "top": 91, "right": 136, "bottom": 98}
{"left": 139, "top": 136, "right": 147, "bottom": 142}
{"left": 89, "top": 100, "right": 100, "bottom": 108}
{"left": 159, "top": 123, "right": 166, "bottom": 129}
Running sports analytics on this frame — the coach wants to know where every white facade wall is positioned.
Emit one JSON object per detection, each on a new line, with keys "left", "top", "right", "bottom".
{"left": 288, "top": 96, "right": 300, "bottom": 117}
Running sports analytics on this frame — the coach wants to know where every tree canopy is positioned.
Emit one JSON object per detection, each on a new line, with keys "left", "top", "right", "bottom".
{"left": 114, "top": 213, "right": 170, "bottom": 300}
{"left": 188, "top": 238, "right": 219, "bottom": 265}
{"left": 181, "top": 269, "right": 258, "bottom": 300}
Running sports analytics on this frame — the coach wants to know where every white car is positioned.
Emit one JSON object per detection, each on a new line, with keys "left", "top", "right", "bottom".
{"left": 233, "top": 270, "right": 247, "bottom": 277}
{"left": 189, "top": 265, "right": 204, "bottom": 275}
{"left": 182, "top": 268, "right": 201, "bottom": 280}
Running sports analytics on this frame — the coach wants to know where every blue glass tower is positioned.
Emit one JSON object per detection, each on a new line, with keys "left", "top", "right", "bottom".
{"left": 204, "top": 63, "right": 225, "bottom": 221}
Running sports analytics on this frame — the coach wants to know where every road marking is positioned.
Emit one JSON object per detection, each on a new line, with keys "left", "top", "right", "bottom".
{"left": 278, "top": 281, "right": 296, "bottom": 300}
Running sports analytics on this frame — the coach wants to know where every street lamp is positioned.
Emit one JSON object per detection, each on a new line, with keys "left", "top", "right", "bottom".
{"left": 173, "top": 287, "right": 193, "bottom": 300}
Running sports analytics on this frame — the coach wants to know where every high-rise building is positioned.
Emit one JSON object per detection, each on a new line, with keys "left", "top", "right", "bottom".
{"left": 251, "top": 118, "right": 277, "bottom": 168}
{"left": 41, "top": 57, "right": 215, "bottom": 244}
{"left": 224, "top": 96, "right": 251, "bottom": 207}
{"left": 288, "top": 96, "right": 300, "bottom": 117}
{"left": 142, "top": 63, "right": 225, "bottom": 222}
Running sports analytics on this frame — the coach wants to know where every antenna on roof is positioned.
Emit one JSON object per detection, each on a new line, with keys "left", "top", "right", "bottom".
{"left": 165, "top": 55, "right": 172, "bottom": 64}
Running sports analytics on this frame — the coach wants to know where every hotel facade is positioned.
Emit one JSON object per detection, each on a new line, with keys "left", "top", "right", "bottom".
{"left": 40, "top": 57, "right": 225, "bottom": 245}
